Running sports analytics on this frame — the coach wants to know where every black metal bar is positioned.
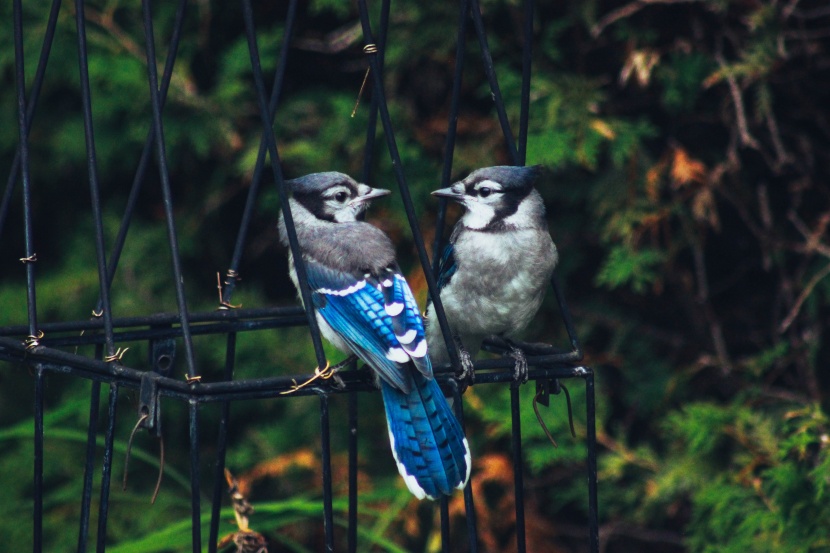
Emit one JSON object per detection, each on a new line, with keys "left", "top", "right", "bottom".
{"left": 96, "top": 383, "right": 119, "bottom": 553}
{"left": 468, "top": 0, "right": 520, "bottom": 166}
{"left": 141, "top": 0, "right": 199, "bottom": 378}
{"left": 207, "top": 333, "right": 236, "bottom": 553}
{"left": 76, "top": 376, "right": 102, "bottom": 553}
{"left": 347, "top": 363, "right": 359, "bottom": 553}
{"left": 13, "top": 0, "right": 38, "bottom": 338}
{"left": 450, "top": 379, "right": 478, "bottom": 552}
{"left": 189, "top": 400, "right": 202, "bottom": 553}
{"left": 510, "top": 384, "right": 527, "bottom": 553}
{"left": 518, "top": 0, "right": 534, "bottom": 165}
{"left": 221, "top": 0, "right": 298, "bottom": 305}
{"left": 551, "top": 273, "right": 583, "bottom": 360}
{"left": 1, "top": 0, "right": 61, "bottom": 244}
{"left": 359, "top": 0, "right": 390, "bottom": 186}
{"left": 94, "top": 0, "right": 189, "bottom": 314}
{"left": 585, "top": 371, "right": 599, "bottom": 553}
{"left": 320, "top": 395, "right": 335, "bottom": 551}
{"left": 2, "top": 336, "right": 588, "bottom": 395}
{"left": 74, "top": 0, "right": 117, "bottom": 358}
{"left": 356, "top": 0, "right": 462, "bottom": 371}
{"left": 239, "top": 0, "right": 329, "bottom": 372}
{"left": 440, "top": 497, "right": 450, "bottom": 553}
{"left": 14, "top": 315, "right": 308, "bottom": 349}
{"left": 33, "top": 367, "right": 44, "bottom": 553}
{"left": 431, "top": 0, "right": 471, "bottom": 278}
{"left": 0, "top": 305, "right": 306, "bottom": 337}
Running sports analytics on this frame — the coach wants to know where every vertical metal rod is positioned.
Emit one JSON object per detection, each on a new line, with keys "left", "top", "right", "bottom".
{"left": 359, "top": 0, "right": 390, "bottom": 186}
{"left": 141, "top": 0, "right": 199, "bottom": 377}
{"left": 240, "top": 0, "right": 329, "bottom": 371}
{"left": 221, "top": 0, "right": 299, "bottom": 304}
{"left": 585, "top": 372, "right": 599, "bottom": 553}
{"left": 208, "top": 333, "right": 237, "bottom": 553}
{"left": 432, "top": 0, "right": 471, "bottom": 278}
{"left": 13, "top": 0, "right": 38, "bottom": 337}
{"left": 355, "top": 0, "right": 462, "bottom": 371}
{"left": 551, "top": 273, "right": 583, "bottom": 359}
{"left": 1, "top": 0, "right": 61, "bottom": 243}
{"left": 74, "top": 0, "right": 117, "bottom": 357}
{"left": 450, "top": 380, "right": 478, "bottom": 551}
{"left": 320, "top": 395, "right": 335, "bottom": 551}
{"left": 94, "top": 0, "right": 189, "bottom": 313}
{"left": 468, "top": 0, "right": 520, "bottom": 166}
{"left": 518, "top": 0, "right": 534, "bottom": 165}
{"left": 347, "top": 373, "right": 358, "bottom": 553}
{"left": 189, "top": 401, "right": 202, "bottom": 553}
{"left": 96, "top": 384, "right": 119, "bottom": 553}
{"left": 77, "top": 377, "right": 102, "bottom": 553}
{"left": 510, "top": 385, "right": 527, "bottom": 553}
{"left": 33, "top": 368, "right": 44, "bottom": 553}
{"left": 440, "top": 497, "right": 450, "bottom": 553}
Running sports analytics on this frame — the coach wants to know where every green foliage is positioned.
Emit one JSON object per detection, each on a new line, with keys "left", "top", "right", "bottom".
{"left": 3, "top": 0, "right": 830, "bottom": 551}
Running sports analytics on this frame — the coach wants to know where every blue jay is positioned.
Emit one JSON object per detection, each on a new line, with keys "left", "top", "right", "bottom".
{"left": 426, "top": 165, "right": 558, "bottom": 382}
{"left": 277, "top": 172, "right": 470, "bottom": 499}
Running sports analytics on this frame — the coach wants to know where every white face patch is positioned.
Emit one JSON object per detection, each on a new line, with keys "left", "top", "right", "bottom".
{"left": 459, "top": 179, "right": 505, "bottom": 229}
{"left": 323, "top": 184, "right": 360, "bottom": 223}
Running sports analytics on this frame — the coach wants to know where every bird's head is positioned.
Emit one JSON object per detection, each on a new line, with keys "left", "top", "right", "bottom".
{"left": 287, "top": 172, "right": 391, "bottom": 223}
{"left": 432, "top": 165, "right": 545, "bottom": 230}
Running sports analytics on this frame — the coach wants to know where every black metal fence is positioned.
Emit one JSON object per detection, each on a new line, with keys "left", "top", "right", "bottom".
{"left": 2, "top": 0, "right": 598, "bottom": 551}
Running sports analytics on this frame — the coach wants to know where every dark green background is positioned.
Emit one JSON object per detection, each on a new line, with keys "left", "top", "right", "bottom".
{"left": 2, "top": 1, "right": 830, "bottom": 551}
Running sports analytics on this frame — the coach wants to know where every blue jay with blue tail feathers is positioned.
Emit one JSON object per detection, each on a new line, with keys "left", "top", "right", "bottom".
{"left": 277, "top": 172, "right": 471, "bottom": 500}
{"left": 426, "top": 165, "right": 558, "bottom": 382}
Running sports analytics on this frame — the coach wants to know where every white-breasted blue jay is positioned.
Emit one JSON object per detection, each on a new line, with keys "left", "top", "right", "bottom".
{"left": 277, "top": 172, "right": 470, "bottom": 500}
{"left": 426, "top": 165, "right": 558, "bottom": 381}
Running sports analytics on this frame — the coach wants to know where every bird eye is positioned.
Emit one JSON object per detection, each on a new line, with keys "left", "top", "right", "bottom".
{"left": 335, "top": 191, "right": 349, "bottom": 203}
{"left": 479, "top": 187, "right": 491, "bottom": 198}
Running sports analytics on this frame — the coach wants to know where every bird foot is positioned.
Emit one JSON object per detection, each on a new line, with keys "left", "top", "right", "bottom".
{"left": 507, "top": 343, "right": 528, "bottom": 384}
{"left": 453, "top": 337, "right": 476, "bottom": 387}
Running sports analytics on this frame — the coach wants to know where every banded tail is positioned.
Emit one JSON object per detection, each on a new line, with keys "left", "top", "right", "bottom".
{"left": 381, "top": 374, "right": 471, "bottom": 500}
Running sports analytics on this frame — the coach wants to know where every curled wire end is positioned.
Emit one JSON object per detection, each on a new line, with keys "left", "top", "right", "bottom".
{"left": 91, "top": 308, "right": 103, "bottom": 318}
{"left": 280, "top": 362, "right": 333, "bottom": 395}
{"left": 185, "top": 374, "right": 202, "bottom": 384}
{"left": 532, "top": 390, "right": 558, "bottom": 448}
{"left": 19, "top": 253, "right": 37, "bottom": 264}
{"left": 150, "top": 435, "right": 165, "bottom": 504}
{"left": 24, "top": 330, "right": 45, "bottom": 351}
{"left": 123, "top": 412, "right": 149, "bottom": 491}
{"left": 104, "top": 347, "right": 129, "bottom": 363}
{"left": 216, "top": 271, "right": 242, "bottom": 310}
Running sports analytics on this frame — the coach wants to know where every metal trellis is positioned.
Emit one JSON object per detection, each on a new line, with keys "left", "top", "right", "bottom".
{"left": 1, "top": 1, "right": 599, "bottom": 552}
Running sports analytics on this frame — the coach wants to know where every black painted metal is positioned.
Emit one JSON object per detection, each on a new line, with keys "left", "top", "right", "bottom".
{"left": 3, "top": 3, "right": 599, "bottom": 552}
{"left": 207, "top": 333, "right": 236, "bottom": 553}
{"left": 1, "top": 0, "right": 61, "bottom": 244}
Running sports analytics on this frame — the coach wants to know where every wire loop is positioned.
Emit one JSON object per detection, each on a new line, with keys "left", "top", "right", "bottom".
{"left": 280, "top": 361, "right": 335, "bottom": 395}
{"left": 24, "top": 330, "right": 44, "bottom": 350}
{"left": 104, "top": 347, "right": 128, "bottom": 363}
{"left": 19, "top": 253, "right": 37, "bottom": 263}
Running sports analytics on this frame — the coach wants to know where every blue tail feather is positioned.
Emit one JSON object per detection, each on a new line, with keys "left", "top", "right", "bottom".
{"left": 381, "top": 374, "right": 470, "bottom": 500}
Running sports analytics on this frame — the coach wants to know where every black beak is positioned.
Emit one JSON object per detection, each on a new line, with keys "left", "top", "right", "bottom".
{"left": 350, "top": 187, "right": 391, "bottom": 205}
{"left": 431, "top": 186, "right": 464, "bottom": 200}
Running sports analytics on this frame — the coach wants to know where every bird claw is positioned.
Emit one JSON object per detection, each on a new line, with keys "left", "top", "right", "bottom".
{"left": 453, "top": 338, "right": 476, "bottom": 388}
{"left": 508, "top": 344, "right": 528, "bottom": 384}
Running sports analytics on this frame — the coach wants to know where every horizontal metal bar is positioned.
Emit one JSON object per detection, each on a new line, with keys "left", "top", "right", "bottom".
{"left": 1, "top": 336, "right": 591, "bottom": 401}
{"left": 0, "top": 306, "right": 306, "bottom": 337}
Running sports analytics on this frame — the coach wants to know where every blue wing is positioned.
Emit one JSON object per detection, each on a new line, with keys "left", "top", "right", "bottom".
{"left": 304, "top": 260, "right": 431, "bottom": 393}
{"left": 436, "top": 241, "right": 457, "bottom": 291}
